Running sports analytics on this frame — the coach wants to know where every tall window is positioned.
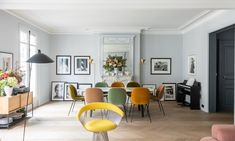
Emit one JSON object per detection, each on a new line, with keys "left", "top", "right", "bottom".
{"left": 19, "top": 28, "right": 37, "bottom": 92}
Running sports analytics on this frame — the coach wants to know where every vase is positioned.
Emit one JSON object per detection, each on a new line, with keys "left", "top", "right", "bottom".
{"left": 4, "top": 86, "right": 13, "bottom": 96}
{"left": 114, "top": 68, "right": 118, "bottom": 75}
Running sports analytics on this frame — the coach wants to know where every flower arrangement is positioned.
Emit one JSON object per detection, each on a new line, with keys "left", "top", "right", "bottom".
{"left": 0, "top": 67, "right": 24, "bottom": 96}
{"left": 103, "top": 55, "right": 126, "bottom": 72}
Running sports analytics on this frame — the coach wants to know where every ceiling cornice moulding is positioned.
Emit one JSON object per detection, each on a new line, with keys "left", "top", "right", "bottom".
{"left": 4, "top": 10, "right": 51, "bottom": 34}
{"left": 1, "top": 0, "right": 235, "bottom": 9}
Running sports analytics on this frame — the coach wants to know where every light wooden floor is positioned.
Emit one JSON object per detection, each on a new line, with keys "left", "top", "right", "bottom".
{"left": 0, "top": 101, "right": 233, "bottom": 141}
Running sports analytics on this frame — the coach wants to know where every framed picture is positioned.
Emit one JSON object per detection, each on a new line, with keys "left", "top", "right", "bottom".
{"left": 151, "top": 58, "right": 171, "bottom": 75}
{"left": 0, "top": 51, "right": 13, "bottom": 71}
{"left": 142, "top": 84, "right": 156, "bottom": 92}
{"left": 51, "top": 81, "right": 65, "bottom": 101}
{"left": 56, "top": 55, "right": 71, "bottom": 75}
{"left": 64, "top": 82, "right": 78, "bottom": 100}
{"left": 74, "top": 56, "right": 90, "bottom": 75}
{"left": 188, "top": 55, "right": 196, "bottom": 75}
{"left": 163, "top": 83, "right": 176, "bottom": 100}
{"left": 78, "top": 83, "right": 92, "bottom": 95}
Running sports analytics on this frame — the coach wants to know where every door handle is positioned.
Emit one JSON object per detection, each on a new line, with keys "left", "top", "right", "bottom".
{"left": 223, "top": 76, "right": 234, "bottom": 80}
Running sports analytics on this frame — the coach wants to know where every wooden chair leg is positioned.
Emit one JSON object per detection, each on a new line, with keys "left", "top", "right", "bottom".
{"left": 160, "top": 101, "right": 165, "bottom": 116}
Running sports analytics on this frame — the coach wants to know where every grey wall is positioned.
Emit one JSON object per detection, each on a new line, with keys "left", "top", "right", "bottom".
{"left": 0, "top": 11, "right": 51, "bottom": 106}
{"left": 140, "top": 34, "right": 183, "bottom": 86}
{"left": 182, "top": 10, "right": 235, "bottom": 122}
{"left": 50, "top": 34, "right": 99, "bottom": 85}
{"left": 50, "top": 34, "right": 141, "bottom": 85}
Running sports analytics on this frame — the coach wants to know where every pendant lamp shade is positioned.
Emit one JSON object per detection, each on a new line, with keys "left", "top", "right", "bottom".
{"left": 26, "top": 49, "right": 54, "bottom": 63}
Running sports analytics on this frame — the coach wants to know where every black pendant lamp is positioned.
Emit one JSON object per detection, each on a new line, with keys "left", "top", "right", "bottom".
{"left": 26, "top": 49, "right": 54, "bottom": 63}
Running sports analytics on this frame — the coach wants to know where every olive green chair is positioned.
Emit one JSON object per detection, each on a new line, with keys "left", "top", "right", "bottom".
{"left": 108, "top": 88, "right": 128, "bottom": 122}
{"left": 68, "top": 85, "right": 84, "bottom": 116}
{"left": 126, "top": 81, "right": 141, "bottom": 87}
{"left": 95, "top": 82, "right": 109, "bottom": 87}
{"left": 126, "top": 81, "right": 141, "bottom": 103}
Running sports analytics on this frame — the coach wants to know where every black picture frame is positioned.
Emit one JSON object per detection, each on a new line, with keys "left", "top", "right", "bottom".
{"left": 163, "top": 83, "right": 176, "bottom": 101}
{"left": 56, "top": 55, "right": 71, "bottom": 75}
{"left": 151, "top": 58, "right": 171, "bottom": 75}
{"left": 64, "top": 82, "right": 78, "bottom": 101}
{"left": 0, "top": 51, "right": 13, "bottom": 71}
{"left": 74, "top": 56, "right": 91, "bottom": 75}
{"left": 51, "top": 81, "right": 65, "bottom": 101}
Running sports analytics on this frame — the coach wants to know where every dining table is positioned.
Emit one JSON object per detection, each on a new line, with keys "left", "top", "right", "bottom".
{"left": 77, "top": 87, "right": 155, "bottom": 117}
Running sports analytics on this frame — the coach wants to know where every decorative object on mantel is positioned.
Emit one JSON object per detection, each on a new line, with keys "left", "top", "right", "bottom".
{"left": 103, "top": 55, "right": 126, "bottom": 74}
{"left": 151, "top": 58, "right": 172, "bottom": 75}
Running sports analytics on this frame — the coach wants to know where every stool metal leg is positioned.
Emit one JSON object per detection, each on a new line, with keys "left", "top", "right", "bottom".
{"left": 93, "top": 132, "right": 109, "bottom": 141}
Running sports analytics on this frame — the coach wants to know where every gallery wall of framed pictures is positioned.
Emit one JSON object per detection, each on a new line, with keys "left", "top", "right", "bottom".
{"left": 51, "top": 81, "right": 92, "bottom": 101}
{"left": 56, "top": 55, "right": 91, "bottom": 75}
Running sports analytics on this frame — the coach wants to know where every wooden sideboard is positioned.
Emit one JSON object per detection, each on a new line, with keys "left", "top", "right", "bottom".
{"left": 0, "top": 92, "right": 33, "bottom": 115}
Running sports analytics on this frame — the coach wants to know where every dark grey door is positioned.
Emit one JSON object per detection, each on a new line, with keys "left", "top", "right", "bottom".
{"left": 217, "top": 38, "right": 234, "bottom": 112}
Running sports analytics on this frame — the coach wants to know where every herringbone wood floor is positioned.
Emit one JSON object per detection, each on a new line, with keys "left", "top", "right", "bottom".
{"left": 0, "top": 101, "right": 233, "bottom": 141}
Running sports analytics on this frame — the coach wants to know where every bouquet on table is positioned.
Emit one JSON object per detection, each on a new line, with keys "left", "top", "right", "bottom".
{"left": 0, "top": 68, "right": 24, "bottom": 96}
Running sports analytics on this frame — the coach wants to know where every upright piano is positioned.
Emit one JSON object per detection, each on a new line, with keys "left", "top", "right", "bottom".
{"left": 177, "top": 79, "right": 201, "bottom": 109}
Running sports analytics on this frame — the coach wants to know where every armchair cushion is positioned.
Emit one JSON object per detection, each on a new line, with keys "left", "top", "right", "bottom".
{"left": 212, "top": 124, "right": 235, "bottom": 141}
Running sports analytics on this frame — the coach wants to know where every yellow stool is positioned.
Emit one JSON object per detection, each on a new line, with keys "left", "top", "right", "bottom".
{"left": 77, "top": 102, "right": 124, "bottom": 141}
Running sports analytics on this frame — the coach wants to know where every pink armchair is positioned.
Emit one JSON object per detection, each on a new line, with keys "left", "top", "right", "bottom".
{"left": 200, "top": 124, "right": 235, "bottom": 141}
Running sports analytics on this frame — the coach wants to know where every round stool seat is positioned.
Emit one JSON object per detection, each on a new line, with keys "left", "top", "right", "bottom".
{"left": 85, "top": 119, "right": 117, "bottom": 132}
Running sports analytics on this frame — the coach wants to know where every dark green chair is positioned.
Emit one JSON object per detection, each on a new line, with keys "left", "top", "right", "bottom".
{"left": 95, "top": 82, "right": 109, "bottom": 87}
{"left": 126, "top": 81, "right": 141, "bottom": 87}
{"left": 68, "top": 85, "right": 84, "bottom": 116}
{"left": 108, "top": 88, "right": 128, "bottom": 122}
{"left": 126, "top": 81, "right": 141, "bottom": 103}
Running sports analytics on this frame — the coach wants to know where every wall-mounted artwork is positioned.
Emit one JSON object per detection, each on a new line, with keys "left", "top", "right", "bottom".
{"left": 0, "top": 51, "right": 13, "bottom": 71}
{"left": 188, "top": 55, "right": 196, "bottom": 75}
{"left": 74, "top": 56, "right": 90, "bottom": 75}
{"left": 51, "top": 81, "right": 64, "bottom": 101}
{"left": 78, "top": 83, "right": 92, "bottom": 95}
{"left": 64, "top": 82, "right": 78, "bottom": 101}
{"left": 151, "top": 58, "right": 171, "bottom": 75}
{"left": 163, "top": 83, "right": 176, "bottom": 100}
{"left": 56, "top": 55, "right": 71, "bottom": 75}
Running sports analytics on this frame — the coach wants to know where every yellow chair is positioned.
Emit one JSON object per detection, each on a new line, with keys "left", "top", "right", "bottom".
{"left": 77, "top": 102, "right": 124, "bottom": 141}
{"left": 130, "top": 87, "right": 151, "bottom": 122}
{"left": 111, "top": 82, "right": 125, "bottom": 87}
{"left": 68, "top": 85, "right": 84, "bottom": 116}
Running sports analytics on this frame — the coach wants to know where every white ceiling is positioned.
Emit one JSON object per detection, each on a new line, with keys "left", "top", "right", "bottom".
{"left": 2, "top": 0, "right": 235, "bottom": 34}
{"left": 8, "top": 9, "right": 209, "bottom": 34}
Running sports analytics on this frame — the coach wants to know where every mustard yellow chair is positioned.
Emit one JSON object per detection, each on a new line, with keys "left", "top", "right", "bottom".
{"left": 111, "top": 82, "right": 125, "bottom": 87}
{"left": 68, "top": 85, "right": 85, "bottom": 116}
{"left": 130, "top": 87, "right": 151, "bottom": 122}
{"left": 77, "top": 102, "right": 124, "bottom": 141}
